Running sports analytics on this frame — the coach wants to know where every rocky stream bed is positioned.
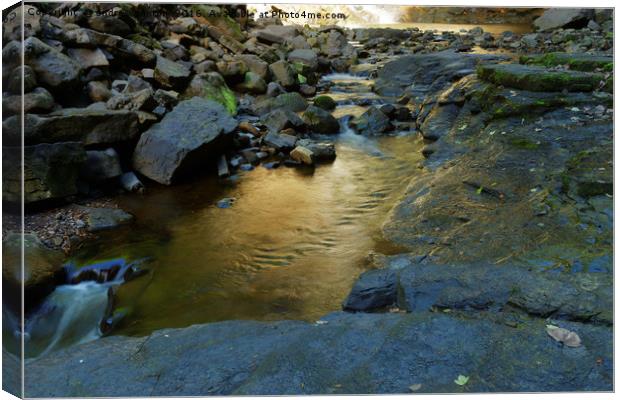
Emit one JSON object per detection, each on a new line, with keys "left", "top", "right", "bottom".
{"left": 1, "top": 4, "right": 614, "bottom": 396}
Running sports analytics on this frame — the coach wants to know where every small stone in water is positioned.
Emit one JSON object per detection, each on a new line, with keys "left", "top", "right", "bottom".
{"left": 263, "top": 161, "right": 280, "bottom": 169}
{"left": 217, "top": 198, "right": 236, "bottom": 209}
{"left": 239, "top": 163, "right": 254, "bottom": 171}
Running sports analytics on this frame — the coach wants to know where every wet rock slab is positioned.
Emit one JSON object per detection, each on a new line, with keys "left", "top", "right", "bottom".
{"left": 24, "top": 311, "right": 611, "bottom": 396}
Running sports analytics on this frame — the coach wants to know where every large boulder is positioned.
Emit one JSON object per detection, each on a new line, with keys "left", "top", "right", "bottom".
{"left": 132, "top": 98, "right": 237, "bottom": 185}
{"left": 533, "top": 8, "right": 593, "bottom": 31}
{"left": 302, "top": 106, "right": 340, "bottom": 134}
{"left": 23, "top": 37, "right": 81, "bottom": 90}
{"left": 3, "top": 142, "right": 86, "bottom": 204}
{"left": 183, "top": 72, "right": 237, "bottom": 115}
{"left": 3, "top": 109, "right": 140, "bottom": 146}
{"left": 3, "top": 233, "right": 65, "bottom": 311}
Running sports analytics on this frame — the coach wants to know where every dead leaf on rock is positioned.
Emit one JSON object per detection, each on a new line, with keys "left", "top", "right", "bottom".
{"left": 546, "top": 325, "right": 582, "bottom": 347}
{"left": 409, "top": 383, "right": 422, "bottom": 392}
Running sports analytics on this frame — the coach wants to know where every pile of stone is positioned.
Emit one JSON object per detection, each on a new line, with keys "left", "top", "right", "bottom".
{"left": 2, "top": 3, "right": 361, "bottom": 206}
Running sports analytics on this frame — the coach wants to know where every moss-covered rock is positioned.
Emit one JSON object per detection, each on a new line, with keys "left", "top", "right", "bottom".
{"left": 313, "top": 95, "right": 336, "bottom": 111}
{"left": 302, "top": 105, "right": 340, "bottom": 134}
{"left": 183, "top": 72, "right": 237, "bottom": 115}
{"left": 519, "top": 53, "right": 613, "bottom": 72}
{"left": 477, "top": 63, "right": 611, "bottom": 93}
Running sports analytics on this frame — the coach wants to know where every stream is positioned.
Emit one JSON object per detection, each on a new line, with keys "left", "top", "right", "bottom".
{"left": 10, "top": 70, "right": 424, "bottom": 358}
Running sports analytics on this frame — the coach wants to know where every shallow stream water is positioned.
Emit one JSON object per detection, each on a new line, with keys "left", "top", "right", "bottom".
{"left": 13, "top": 71, "right": 424, "bottom": 356}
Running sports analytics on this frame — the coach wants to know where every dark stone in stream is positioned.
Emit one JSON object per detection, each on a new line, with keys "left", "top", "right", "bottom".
{"left": 342, "top": 269, "right": 397, "bottom": 312}
{"left": 22, "top": 311, "right": 611, "bottom": 396}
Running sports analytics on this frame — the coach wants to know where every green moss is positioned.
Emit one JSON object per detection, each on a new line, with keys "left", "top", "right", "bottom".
{"left": 212, "top": 86, "right": 237, "bottom": 116}
{"left": 509, "top": 138, "right": 539, "bottom": 150}
{"left": 127, "top": 34, "right": 161, "bottom": 50}
{"left": 298, "top": 74, "right": 307, "bottom": 84}
{"left": 520, "top": 53, "right": 613, "bottom": 73}
{"left": 314, "top": 95, "right": 337, "bottom": 111}
{"left": 478, "top": 63, "right": 609, "bottom": 93}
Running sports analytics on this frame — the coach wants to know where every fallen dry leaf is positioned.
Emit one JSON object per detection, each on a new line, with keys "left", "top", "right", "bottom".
{"left": 409, "top": 383, "right": 422, "bottom": 392}
{"left": 546, "top": 325, "right": 582, "bottom": 347}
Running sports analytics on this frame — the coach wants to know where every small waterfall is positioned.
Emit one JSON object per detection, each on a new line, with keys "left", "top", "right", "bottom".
{"left": 4, "top": 257, "right": 151, "bottom": 359}
{"left": 25, "top": 282, "right": 111, "bottom": 358}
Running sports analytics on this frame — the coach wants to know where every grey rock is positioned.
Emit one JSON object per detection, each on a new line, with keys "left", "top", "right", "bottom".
{"left": 287, "top": 49, "right": 318, "bottom": 72}
{"left": 266, "top": 81, "right": 285, "bottom": 97}
{"left": 23, "top": 37, "right": 81, "bottom": 89}
{"left": 154, "top": 56, "right": 191, "bottom": 90}
{"left": 343, "top": 269, "right": 397, "bottom": 311}
{"left": 7, "top": 65, "right": 37, "bottom": 94}
{"left": 262, "top": 109, "right": 306, "bottom": 132}
{"left": 534, "top": 8, "right": 593, "bottom": 32}
{"left": 3, "top": 142, "right": 86, "bottom": 204}
{"left": 88, "top": 16, "right": 131, "bottom": 36}
{"left": 2, "top": 233, "right": 65, "bottom": 311}
{"left": 269, "top": 60, "right": 298, "bottom": 90}
{"left": 87, "top": 81, "right": 112, "bottom": 102}
{"left": 350, "top": 106, "right": 392, "bottom": 136}
{"left": 80, "top": 148, "right": 123, "bottom": 181}
{"left": 2, "top": 87, "right": 55, "bottom": 116}
{"left": 132, "top": 98, "right": 237, "bottom": 185}
{"left": 78, "top": 206, "right": 134, "bottom": 232}
{"left": 262, "top": 132, "right": 298, "bottom": 151}
{"left": 3, "top": 109, "right": 140, "bottom": 146}
{"left": 66, "top": 47, "right": 109, "bottom": 69}
{"left": 235, "top": 54, "right": 269, "bottom": 80}
{"left": 302, "top": 106, "right": 340, "bottom": 134}
{"left": 119, "top": 172, "right": 144, "bottom": 193}
{"left": 22, "top": 311, "right": 612, "bottom": 396}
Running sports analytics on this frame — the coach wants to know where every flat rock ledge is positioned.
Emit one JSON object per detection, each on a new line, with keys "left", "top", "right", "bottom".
{"left": 18, "top": 308, "right": 611, "bottom": 396}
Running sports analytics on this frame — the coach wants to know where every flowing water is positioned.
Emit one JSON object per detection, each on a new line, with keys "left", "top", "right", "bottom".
{"left": 12, "top": 70, "right": 424, "bottom": 357}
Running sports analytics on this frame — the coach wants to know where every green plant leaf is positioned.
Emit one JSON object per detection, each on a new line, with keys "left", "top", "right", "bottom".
{"left": 454, "top": 375, "right": 469, "bottom": 386}
{"left": 476, "top": 186, "right": 483, "bottom": 195}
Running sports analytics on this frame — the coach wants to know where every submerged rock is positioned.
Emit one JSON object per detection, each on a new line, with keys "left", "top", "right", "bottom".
{"left": 78, "top": 206, "right": 134, "bottom": 232}
{"left": 132, "top": 98, "right": 237, "bottom": 185}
